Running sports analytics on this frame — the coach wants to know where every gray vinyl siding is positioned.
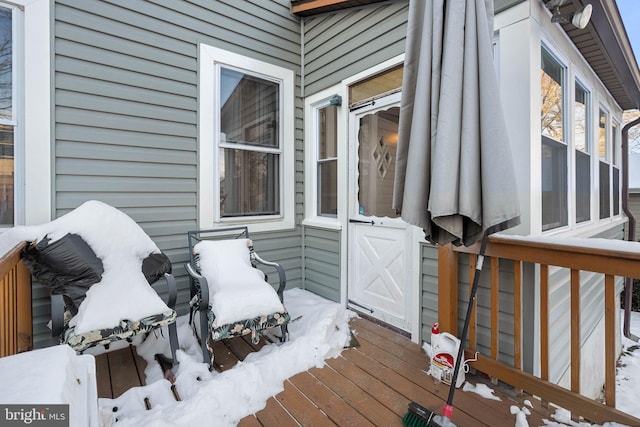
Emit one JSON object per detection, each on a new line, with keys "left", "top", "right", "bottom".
{"left": 628, "top": 192, "right": 640, "bottom": 241}
{"left": 302, "top": 1, "right": 408, "bottom": 96}
{"left": 420, "top": 243, "right": 439, "bottom": 344}
{"left": 420, "top": 241, "right": 517, "bottom": 364}
{"left": 546, "top": 224, "right": 625, "bottom": 383}
{"left": 33, "top": 0, "right": 302, "bottom": 349}
{"left": 302, "top": 226, "right": 341, "bottom": 302}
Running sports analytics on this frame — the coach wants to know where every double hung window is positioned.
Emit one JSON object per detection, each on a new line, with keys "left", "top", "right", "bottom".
{"left": 317, "top": 104, "right": 338, "bottom": 217}
{"left": 198, "top": 45, "right": 294, "bottom": 231}
{"left": 541, "top": 47, "right": 568, "bottom": 231}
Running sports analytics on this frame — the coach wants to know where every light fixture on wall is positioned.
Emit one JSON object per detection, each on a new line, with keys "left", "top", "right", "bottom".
{"left": 545, "top": 0, "right": 593, "bottom": 30}
{"left": 329, "top": 95, "right": 342, "bottom": 106}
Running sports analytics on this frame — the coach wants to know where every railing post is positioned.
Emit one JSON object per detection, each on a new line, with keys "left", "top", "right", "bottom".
{"left": 438, "top": 244, "right": 458, "bottom": 334}
{"left": 0, "top": 243, "right": 32, "bottom": 358}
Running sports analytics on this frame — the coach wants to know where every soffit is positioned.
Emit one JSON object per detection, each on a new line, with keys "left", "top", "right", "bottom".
{"left": 547, "top": 0, "right": 640, "bottom": 110}
{"left": 292, "top": 0, "right": 640, "bottom": 110}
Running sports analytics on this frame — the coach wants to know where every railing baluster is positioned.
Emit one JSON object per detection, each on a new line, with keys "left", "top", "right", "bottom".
{"left": 469, "top": 253, "right": 477, "bottom": 351}
{"left": 604, "top": 274, "right": 616, "bottom": 407}
{"left": 570, "top": 269, "right": 581, "bottom": 395}
{"left": 0, "top": 273, "right": 7, "bottom": 357}
{"left": 540, "top": 264, "right": 549, "bottom": 381}
{"left": 513, "top": 260, "right": 523, "bottom": 395}
{"left": 491, "top": 257, "right": 499, "bottom": 361}
{"left": 540, "top": 263, "right": 549, "bottom": 408}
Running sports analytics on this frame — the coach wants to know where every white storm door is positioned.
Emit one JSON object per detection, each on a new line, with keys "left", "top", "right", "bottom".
{"left": 347, "top": 93, "right": 413, "bottom": 332}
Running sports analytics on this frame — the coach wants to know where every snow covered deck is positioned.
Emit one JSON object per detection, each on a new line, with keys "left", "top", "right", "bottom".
{"left": 97, "top": 317, "right": 556, "bottom": 426}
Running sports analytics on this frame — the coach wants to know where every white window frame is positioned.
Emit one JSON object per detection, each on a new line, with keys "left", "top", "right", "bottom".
{"left": 0, "top": 0, "right": 51, "bottom": 228}
{"left": 303, "top": 85, "right": 346, "bottom": 230}
{"left": 198, "top": 44, "right": 295, "bottom": 233}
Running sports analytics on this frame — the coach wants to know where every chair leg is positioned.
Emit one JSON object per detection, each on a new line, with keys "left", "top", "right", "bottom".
{"left": 280, "top": 323, "right": 289, "bottom": 342}
{"left": 199, "top": 309, "right": 210, "bottom": 366}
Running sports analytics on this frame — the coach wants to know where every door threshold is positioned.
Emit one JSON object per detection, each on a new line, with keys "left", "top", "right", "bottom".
{"left": 348, "top": 309, "right": 411, "bottom": 339}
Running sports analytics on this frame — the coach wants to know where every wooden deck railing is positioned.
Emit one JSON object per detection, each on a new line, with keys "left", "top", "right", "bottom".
{"left": 438, "top": 235, "right": 640, "bottom": 425}
{"left": 0, "top": 242, "right": 32, "bottom": 357}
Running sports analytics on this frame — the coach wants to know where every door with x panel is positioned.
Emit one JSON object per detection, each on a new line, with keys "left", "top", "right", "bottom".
{"left": 347, "top": 93, "right": 414, "bottom": 332}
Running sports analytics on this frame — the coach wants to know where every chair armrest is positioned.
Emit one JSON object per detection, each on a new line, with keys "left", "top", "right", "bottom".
{"left": 163, "top": 272, "right": 178, "bottom": 310}
{"left": 51, "top": 293, "right": 65, "bottom": 338}
{"left": 149, "top": 272, "right": 178, "bottom": 310}
{"left": 184, "top": 262, "right": 210, "bottom": 308}
{"left": 252, "top": 253, "right": 286, "bottom": 300}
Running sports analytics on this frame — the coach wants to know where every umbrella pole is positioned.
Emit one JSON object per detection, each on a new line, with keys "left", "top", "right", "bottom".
{"left": 442, "top": 232, "right": 489, "bottom": 420}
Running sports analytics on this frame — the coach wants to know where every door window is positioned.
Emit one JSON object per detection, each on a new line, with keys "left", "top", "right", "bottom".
{"left": 357, "top": 107, "right": 400, "bottom": 218}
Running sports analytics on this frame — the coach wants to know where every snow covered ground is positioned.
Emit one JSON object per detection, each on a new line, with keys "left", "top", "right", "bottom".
{"left": 98, "top": 287, "right": 354, "bottom": 426}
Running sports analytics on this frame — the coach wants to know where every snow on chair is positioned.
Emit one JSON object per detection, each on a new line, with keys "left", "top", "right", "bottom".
{"left": 16, "top": 201, "right": 179, "bottom": 365}
{"left": 185, "top": 227, "right": 290, "bottom": 368}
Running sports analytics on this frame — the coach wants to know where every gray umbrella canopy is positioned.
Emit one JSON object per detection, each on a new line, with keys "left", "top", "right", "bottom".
{"left": 393, "top": 0, "right": 520, "bottom": 246}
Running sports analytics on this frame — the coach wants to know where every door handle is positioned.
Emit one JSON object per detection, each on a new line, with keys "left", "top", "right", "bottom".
{"left": 349, "top": 219, "right": 375, "bottom": 225}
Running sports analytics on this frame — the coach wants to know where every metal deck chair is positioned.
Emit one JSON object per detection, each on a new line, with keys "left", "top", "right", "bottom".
{"left": 185, "top": 227, "right": 290, "bottom": 368}
{"left": 21, "top": 224, "right": 179, "bottom": 366}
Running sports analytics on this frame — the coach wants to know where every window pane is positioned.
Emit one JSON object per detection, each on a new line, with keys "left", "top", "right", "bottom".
{"left": 541, "top": 49, "right": 564, "bottom": 141}
{"left": 575, "top": 150, "right": 590, "bottom": 223}
{"left": 349, "top": 65, "right": 403, "bottom": 106}
{"left": 599, "top": 161, "right": 610, "bottom": 219}
{"left": 219, "top": 148, "right": 279, "bottom": 217}
{"left": 542, "top": 136, "right": 567, "bottom": 230}
{"left": 319, "top": 105, "right": 337, "bottom": 159}
{"left": 612, "top": 122, "right": 618, "bottom": 165}
{"left": 0, "top": 124, "right": 13, "bottom": 225}
{"left": 613, "top": 166, "right": 620, "bottom": 216}
{"left": 575, "top": 82, "right": 588, "bottom": 153}
{"left": 0, "top": 6, "right": 11, "bottom": 121}
{"left": 357, "top": 107, "right": 400, "bottom": 218}
{"left": 318, "top": 160, "right": 337, "bottom": 216}
{"left": 599, "top": 109, "right": 608, "bottom": 160}
{"left": 220, "top": 67, "right": 279, "bottom": 148}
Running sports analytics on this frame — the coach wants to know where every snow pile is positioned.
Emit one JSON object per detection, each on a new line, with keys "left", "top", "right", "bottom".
{"left": 616, "top": 310, "right": 640, "bottom": 419}
{"left": 99, "top": 288, "right": 355, "bottom": 426}
{"left": 194, "top": 239, "right": 285, "bottom": 326}
{"left": 462, "top": 381, "right": 501, "bottom": 401}
{"left": 0, "top": 345, "right": 98, "bottom": 427}
{"left": 0, "top": 200, "right": 170, "bottom": 334}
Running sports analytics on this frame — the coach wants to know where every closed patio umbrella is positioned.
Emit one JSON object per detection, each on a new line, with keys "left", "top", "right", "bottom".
{"left": 393, "top": 0, "right": 520, "bottom": 425}
{"left": 393, "top": 0, "right": 520, "bottom": 247}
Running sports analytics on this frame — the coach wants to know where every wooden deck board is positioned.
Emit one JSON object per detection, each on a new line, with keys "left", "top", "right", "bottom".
{"left": 254, "top": 397, "right": 300, "bottom": 427}
{"left": 95, "top": 346, "right": 145, "bottom": 399}
{"left": 290, "top": 370, "right": 376, "bottom": 426}
{"left": 275, "top": 380, "right": 337, "bottom": 426}
{"left": 309, "top": 363, "right": 400, "bottom": 426}
{"left": 94, "top": 316, "right": 556, "bottom": 426}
